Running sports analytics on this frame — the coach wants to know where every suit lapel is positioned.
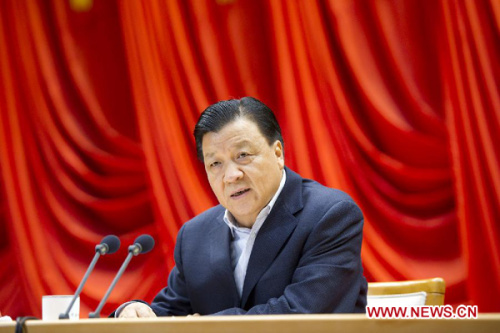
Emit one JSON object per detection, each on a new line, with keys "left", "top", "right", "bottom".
{"left": 209, "top": 217, "right": 240, "bottom": 305}
{"left": 240, "top": 167, "right": 304, "bottom": 308}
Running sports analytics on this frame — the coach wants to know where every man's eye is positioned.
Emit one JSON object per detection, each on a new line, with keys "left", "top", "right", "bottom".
{"left": 210, "top": 161, "right": 221, "bottom": 168}
{"left": 237, "top": 152, "right": 249, "bottom": 159}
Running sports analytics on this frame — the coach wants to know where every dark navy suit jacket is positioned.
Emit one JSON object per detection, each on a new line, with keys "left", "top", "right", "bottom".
{"left": 150, "top": 167, "right": 367, "bottom": 315}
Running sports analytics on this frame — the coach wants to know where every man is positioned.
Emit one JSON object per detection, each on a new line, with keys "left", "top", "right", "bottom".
{"left": 119, "top": 97, "right": 367, "bottom": 317}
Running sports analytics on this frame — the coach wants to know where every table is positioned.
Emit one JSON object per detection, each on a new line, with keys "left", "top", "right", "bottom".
{"left": 1, "top": 313, "right": 499, "bottom": 333}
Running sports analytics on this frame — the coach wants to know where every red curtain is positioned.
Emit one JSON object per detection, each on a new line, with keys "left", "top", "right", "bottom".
{"left": 0, "top": 0, "right": 498, "bottom": 318}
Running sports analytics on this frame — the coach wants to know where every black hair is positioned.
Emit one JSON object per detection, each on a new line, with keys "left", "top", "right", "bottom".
{"left": 194, "top": 97, "right": 283, "bottom": 162}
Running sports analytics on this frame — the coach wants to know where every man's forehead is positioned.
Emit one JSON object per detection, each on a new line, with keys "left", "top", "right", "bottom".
{"left": 201, "top": 118, "right": 267, "bottom": 157}
{"left": 203, "top": 137, "right": 255, "bottom": 158}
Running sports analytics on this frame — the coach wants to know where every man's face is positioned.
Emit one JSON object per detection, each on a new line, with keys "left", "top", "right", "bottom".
{"left": 202, "top": 117, "right": 284, "bottom": 227}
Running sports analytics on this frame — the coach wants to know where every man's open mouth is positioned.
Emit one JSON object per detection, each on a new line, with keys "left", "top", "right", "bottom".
{"left": 231, "top": 188, "right": 250, "bottom": 198}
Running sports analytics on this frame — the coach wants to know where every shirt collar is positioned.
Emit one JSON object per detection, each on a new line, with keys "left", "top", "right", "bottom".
{"left": 224, "top": 169, "right": 287, "bottom": 231}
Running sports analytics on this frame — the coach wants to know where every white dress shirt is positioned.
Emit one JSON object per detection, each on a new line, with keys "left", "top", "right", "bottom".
{"left": 223, "top": 170, "right": 286, "bottom": 297}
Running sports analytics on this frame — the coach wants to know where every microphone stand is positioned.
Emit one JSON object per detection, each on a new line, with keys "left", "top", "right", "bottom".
{"left": 88, "top": 248, "right": 136, "bottom": 318}
{"left": 59, "top": 251, "right": 101, "bottom": 319}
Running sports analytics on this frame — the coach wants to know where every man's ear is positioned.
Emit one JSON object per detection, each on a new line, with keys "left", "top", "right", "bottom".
{"left": 274, "top": 141, "right": 284, "bottom": 168}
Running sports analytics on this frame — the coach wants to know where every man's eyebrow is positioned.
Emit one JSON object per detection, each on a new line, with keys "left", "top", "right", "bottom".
{"left": 233, "top": 140, "right": 253, "bottom": 148}
{"left": 203, "top": 140, "right": 255, "bottom": 160}
{"left": 204, "top": 151, "right": 215, "bottom": 160}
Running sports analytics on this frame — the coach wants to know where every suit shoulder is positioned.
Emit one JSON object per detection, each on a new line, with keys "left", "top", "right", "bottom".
{"left": 301, "top": 178, "right": 356, "bottom": 205}
{"left": 181, "top": 204, "right": 225, "bottom": 232}
{"left": 298, "top": 178, "right": 362, "bottom": 222}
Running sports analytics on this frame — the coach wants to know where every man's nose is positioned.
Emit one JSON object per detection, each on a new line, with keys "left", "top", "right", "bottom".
{"left": 223, "top": 162, "right": 243, "bottom": 183}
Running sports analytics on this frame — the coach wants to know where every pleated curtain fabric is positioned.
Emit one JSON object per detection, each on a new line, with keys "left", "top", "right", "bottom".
{"left": 0, "top": 0, "right": 498, "bottom": 317}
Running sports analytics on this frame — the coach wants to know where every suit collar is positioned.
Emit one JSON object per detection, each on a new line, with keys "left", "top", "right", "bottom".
{"left": 209, "top": 212, "right": 240, "bottom": 304}
{"left": 279, "top": 167, "right": 304, "bottom": 215}
{"left": 240, "top": 167, "right": 304, "bottom": 307}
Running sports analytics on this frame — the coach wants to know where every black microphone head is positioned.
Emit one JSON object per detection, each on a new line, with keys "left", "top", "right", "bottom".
{"left": 100, "top": 235, "right": 120, "bottom": 254}
{"left": 134, "top": 234, "right": 155, "bottom": 254}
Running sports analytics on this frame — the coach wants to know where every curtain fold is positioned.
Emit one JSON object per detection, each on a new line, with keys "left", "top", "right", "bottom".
{"left": 441, "top": 0, "right": 500, "bottom": 308}
{"left": 0, "top": 0, "right": 498, "bottom": 317}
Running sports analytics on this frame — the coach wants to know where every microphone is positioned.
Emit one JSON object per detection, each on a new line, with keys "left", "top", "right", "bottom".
{"left": 59, "top": 235, "right": 120, "bottom": 319}
{"left": 89, "top": 234, "right": 155, "bottom": 318}
{"left": 128, "top": 234, "right": 155, "bottom": 255}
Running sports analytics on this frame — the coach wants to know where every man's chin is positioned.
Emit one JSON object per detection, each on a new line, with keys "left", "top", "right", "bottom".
{"left": 228, "top": 211, "right": 257, "bottom": 227}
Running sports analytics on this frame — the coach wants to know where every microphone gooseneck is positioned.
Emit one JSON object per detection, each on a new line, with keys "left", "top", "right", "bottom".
{"left": 89, "top": 234, "right": 155, "bottom": 318}
{"left": 59, "top": 235, "right": 121, "bottom": 319}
